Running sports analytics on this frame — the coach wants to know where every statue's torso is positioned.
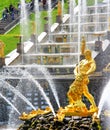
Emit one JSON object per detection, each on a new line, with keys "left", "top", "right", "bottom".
{"left": 78, "top": 59, "right": 93, "bottom": 74}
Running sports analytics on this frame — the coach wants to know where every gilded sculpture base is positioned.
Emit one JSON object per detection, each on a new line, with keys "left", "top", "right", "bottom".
{"left": 19, "top": 106, "right": 51, "bottom": 121}
{"left": 19, "top": 104, "right": 98, "bottom": 122}
{"left": 56, "top": 104, "right": 98, "bottom": 121}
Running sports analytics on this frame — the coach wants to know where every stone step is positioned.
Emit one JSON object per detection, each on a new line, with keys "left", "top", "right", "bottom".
{"left": 0, "top": 13, "right": 20, "bottom": 34}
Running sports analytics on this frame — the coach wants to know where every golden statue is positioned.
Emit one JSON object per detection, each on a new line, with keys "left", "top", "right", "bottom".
{"left": 0, "top": 40, "right": 5, "bottom": 58}
{"left": 80, "top": 36, "right": 86, "bottom": 55}
{"left": 31, "top": 21, "right": 36, "bottom": 35}
{"left": 68, "top": 50, "right": 96, "bottom": 108}
{"left": 57, "top": 0, "right": 62, "bottom": 16}
{"left": 56, "top": 49, "right": 98, "bottom": 121}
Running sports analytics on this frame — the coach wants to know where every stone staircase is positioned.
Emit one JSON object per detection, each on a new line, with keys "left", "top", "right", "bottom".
{"left": 0, "top": 1, "right": 58, "bottom": 34}
{"left": 0, "top": 13, "right": 20, "bottom": 34}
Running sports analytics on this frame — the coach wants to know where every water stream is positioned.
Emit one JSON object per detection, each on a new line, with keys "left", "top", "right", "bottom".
{"left": 26, "top": 72, "right": 56, "bottom": 116}
{"left": 77, "top": 0, "right": 81, "bottom": 65}
{"left": 20, "top": 0, "right": 29, "bottom": 39}
{"left": 81, "top": 0, "right": 87, "bottom": 35}
{"left": 48, "top": 0, "right": 52, "bottom": 42}
{"left": 27, "top": 65, "right": 60, "bottom": 108}
{"left": 20, "top": 0, "right": 29, "bottom": 64}
{"left": 0, "top": 79, "right": 36, "bottom": 110}
{"left": 98, "top": 80, "right": 110, "bottom": 117}
{"left": 8, "top": 69, "right": 55, "bottom": 126}
{"left": 34, "top": 0, "right": 40, "bottom": 52}
{"left": 107, "top": 0, "right": 110, "bottom": 30}
{"left": 0, "top": 93, "right": 20, "bottom": 115}
{"left": 62, "top": 0, "right": 64, "bottom": 21}
{"left": 95, "top": 0, "right": 98, "bottom": 31}
{"left": 69, "top": 0, "right": 76, "bottom": 42}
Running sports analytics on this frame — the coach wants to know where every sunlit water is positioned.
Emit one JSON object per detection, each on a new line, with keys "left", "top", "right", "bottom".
{"left": 20, "top": 0, "right": 29, "bottom": 64}
{"left": 7, "top": 68, "right": 56, "bottom": 127}
{"left": 0, "top": 93, "right": 20, "bottom": 115}
{"left": 98, "top": 80, "right": 110, "bottom": 117}
{"left": 107, "top": 0, "right": 110, "bottom": 30}
{"left": 94, "top": 0, "right": 99, "bottom": 31}
{"left": 62, "top": 0, "right": 64, "bottom": 21}
{"left": 81, "top": 0, "right": 87, "bottom": 35}
{"left": 77, "top": 0, "right": 81, "bottom": 64}
{"left": 7, "top": 68, "right": 36, "bottom": 126}
{"left": 34, "top": 0, "right": 40, "bottom": 52}
{"left": 69, "top": 0, "right": 76, "bottom": 42}
{"left": 0, "top": 128, "right": 17, "bottom": 130}
{"left": 48, "top": 0, "right": 52, "bottom": 42}
{"left": 20, "top": 0, "right": 29, "bottom": 39}
{"left": 0, "top": 79, "right": 36, "bottom": 110}
{"left": 0, "top": 65, "right": 60, "bottom": 109}
{"left": 26, "top": 65, "right": 60, "bottom": 108}
{"left": 26, "top": 72, "right": 56, "bottom": 116}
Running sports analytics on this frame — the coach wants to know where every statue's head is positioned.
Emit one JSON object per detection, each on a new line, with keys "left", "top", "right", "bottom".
{"left": 84, "top": 49, "right": 92, "bottom": 60}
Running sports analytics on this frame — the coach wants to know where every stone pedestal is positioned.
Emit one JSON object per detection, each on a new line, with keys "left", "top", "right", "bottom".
{"left": 56, "top": 15, "right": 62, "bottom": 24}
{"left": 107, "top": 31, "right": 110, "bottom": 41}
{"left": 31, "top": 34, "right": 36, "bottom": 44}
{"left": 95, "top": 41, "right": 102, "bottom": 52}
{"left": 44, "top": 23, "right": 48, "bottom": 33}
{"left": 56, "top": 37, "right": 63, "bottom": 42}
{"left": 0, "top": 57, "right": 5, "bottom": 67}
{"left": 17, "top": 43, "right": 22, "bottom": 54}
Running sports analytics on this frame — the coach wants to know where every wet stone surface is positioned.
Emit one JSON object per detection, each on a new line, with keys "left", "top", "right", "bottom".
{"left": 18, "top": 112, "right": 99, "bottom": 130}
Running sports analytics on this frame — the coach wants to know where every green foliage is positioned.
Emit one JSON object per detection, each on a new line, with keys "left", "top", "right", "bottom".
{"left": 87, "top": 0, "right": 103, "bottom": 6}
{"left": 75, "top": 0, "right": 78, "bottom": 5}
{"left": 0, "top": 23, "right": 20, "bottom": 55}
{"left": 0, "top": 0, "right": 31, "bottom": 17}
{"left": 0, "top": 35, "right": 19, "bottom": 55}
{"left": 75, "top": 0, "right": 103, "bottom": 6}
{"left": 64, "top": 2, "right": 69, "bottom": 14}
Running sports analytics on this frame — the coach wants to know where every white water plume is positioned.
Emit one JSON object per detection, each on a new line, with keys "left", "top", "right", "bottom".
{"left": 98, "top": 80, "right": 110, "bottom": 117}
{"left": 20, "top": 0, "right": 29, "bottom": 39}
{"left": 107, "top": 0, "right": 110, "bottom": 30}
{"left": 0, "top": 93, "right": 20, "bottom": 115}
{"left": 69, "top": 0, "right": 76, "bottom": 42}
{"left": 34, "top": 0, "right": 40, "bottom": 52}
{"left": 77, "top": 0, "right": 81, "bottom": 65}
{"left": 27, "top": 73, "right": 56, "bottom": 116}
{"left": 94, "top": 0, "right": 99, "bottom": 31}
{"left": 62, "top": 0, "right": 64, "bottom": 19}
{"left": 20, "top": 0, "right": 29, "bottom": 64}
{"left": 81, "top": 0, "right": 87, "bottom": 35}
{"left": 0, "top": 79, "right": 36, "bottom": 110}
{"left": 48, "top": 0, "right": 52, "bottom": 42}
{"left": 29, "top": 65, "right": 60, "bottom": 108}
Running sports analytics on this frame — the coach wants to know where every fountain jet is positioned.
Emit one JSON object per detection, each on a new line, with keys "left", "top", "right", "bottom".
{"left": 0, "top": 93, "right": 20, "bottom": 115}
{"left": 0, "top": 79, "right": 36, "bottom": 110}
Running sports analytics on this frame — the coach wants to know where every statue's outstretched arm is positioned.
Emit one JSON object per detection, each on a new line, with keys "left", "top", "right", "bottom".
{"left": 86, "top": 60, "right": 96, "bottom": 75}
